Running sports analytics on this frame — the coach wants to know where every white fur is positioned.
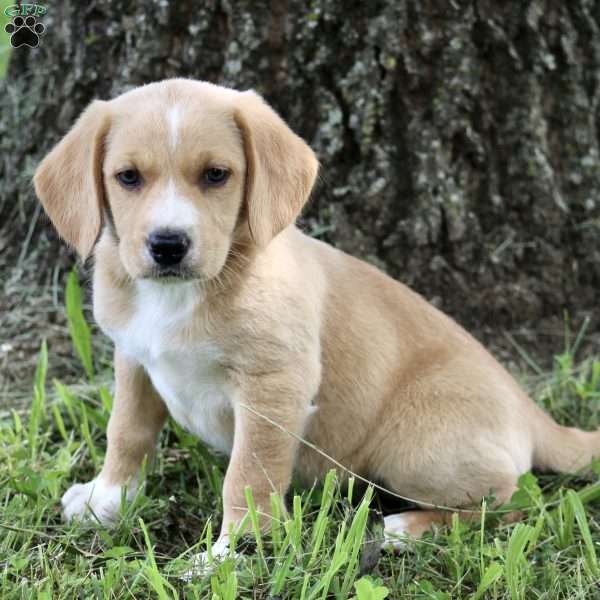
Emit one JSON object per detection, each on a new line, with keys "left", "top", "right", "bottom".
{"left": 109, "top": 279, "right": 202, "bottom": 361}
{"left": 150, "top": 179, "right": 199, "bottom": 231}
{"left": 166, "top": 105, "right": 182, "bottom": 150}
{"left": 104, "top": 279, "right": 235, "bottom": 454}
{"left": 62, "top": 476, "right": 137, "bottom": 524}
{"left": 182, "top": 534, "right": 235, "bottom": 581}
{"left": 383, "top": 513, "right": 413, "bottom": 551}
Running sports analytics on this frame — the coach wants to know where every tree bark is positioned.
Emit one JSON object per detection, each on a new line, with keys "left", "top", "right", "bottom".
{"left": 2, "top": 0, "right": 599, "bottom": 352}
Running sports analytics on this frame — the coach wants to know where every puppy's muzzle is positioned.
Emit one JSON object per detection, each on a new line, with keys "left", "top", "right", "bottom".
{"left": 147, "top": 229, "right": 190, "bottom": 268}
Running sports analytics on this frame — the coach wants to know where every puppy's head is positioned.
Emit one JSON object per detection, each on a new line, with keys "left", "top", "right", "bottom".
{"left": 33, "top": 79, "right": 318, "bottom": 282}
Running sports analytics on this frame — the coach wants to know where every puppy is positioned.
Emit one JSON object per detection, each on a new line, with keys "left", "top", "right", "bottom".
{"left": 34, "top": 79, "right": 600, "bottom": 557}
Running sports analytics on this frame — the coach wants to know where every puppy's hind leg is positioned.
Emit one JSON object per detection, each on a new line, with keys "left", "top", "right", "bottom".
{"left": 375, "top": 435, "right": 523, "bottom": 550}
{"left": 382, "top": 479, "right": 520, "bottom": 551}
{"left": 383, "top": 511, "right": 449, "bottom": 550}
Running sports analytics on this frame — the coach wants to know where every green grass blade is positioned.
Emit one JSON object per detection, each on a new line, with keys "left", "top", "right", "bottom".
{"left": 340, "top": 487, "right": 373, "bottom": 597}
{"left": 244, "top": 486, "right": 266, "bottom": 574}
{"left": 567, "top": 489, "right": 599, "bottom": 579}
{"left": 473, "top": 562, "right": 503, "bottom": 600}
{"left": 505, "top": 523, "right": 533, "bottom": 600}
{"left": 65, "top": 269, "right": 94, "bottom": 381}
{"left": 28, "top": 340, "right": 48, "bottom": 457}
{"left": 139, "top": 518, "right": 177, "bottom": 599}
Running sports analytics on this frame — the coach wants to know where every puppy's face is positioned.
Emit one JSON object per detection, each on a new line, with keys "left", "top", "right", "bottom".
{"left": 105, "top": 88, "right": 245, "bottom": 281}
{"left": 33, "top": 79, "right": 319, "bottom": 285}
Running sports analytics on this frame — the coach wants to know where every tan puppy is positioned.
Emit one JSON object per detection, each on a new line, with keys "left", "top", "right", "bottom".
{"left": 34, "top": 79, "right": 600, "bottom": 558}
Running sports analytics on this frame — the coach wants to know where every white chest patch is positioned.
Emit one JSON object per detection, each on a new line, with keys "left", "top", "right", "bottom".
{"left": 101, "top": 281, "right": 235, "bottom": 454}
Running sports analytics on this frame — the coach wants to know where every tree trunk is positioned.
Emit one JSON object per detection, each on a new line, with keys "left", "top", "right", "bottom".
{"left": 2, "top": 0, "right": 599, "bottom": 356}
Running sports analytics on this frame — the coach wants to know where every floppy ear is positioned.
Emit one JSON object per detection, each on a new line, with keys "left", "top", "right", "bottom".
{"left": 33, "top": 100, "right": 110, "bottom": 260}
{"left": 234, "top": 91, "right": 319, "bottom": 247}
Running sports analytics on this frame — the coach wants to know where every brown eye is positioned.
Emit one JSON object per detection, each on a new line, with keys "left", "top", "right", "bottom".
{"left": 202, "top": 167, "right": 229, "bottom": 186}
{"left": 116, "top": 169, "right": 141, "bottom": 188}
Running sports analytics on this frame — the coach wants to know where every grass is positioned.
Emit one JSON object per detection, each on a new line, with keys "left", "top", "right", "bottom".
{"left": 1, "top": 272, "right": 600, "bottom": 598}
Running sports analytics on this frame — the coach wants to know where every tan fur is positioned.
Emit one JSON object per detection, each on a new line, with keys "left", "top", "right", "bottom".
{"left": 102, "top": 351, "right": 168, "bottom": 485}
{"left": 34, "top": 101, "right": 110, "bottom": 259}
{"left": 34, "top": 79, "right": 600, "bottom": 547}
{"left": 234, "top": 92, "right": 319, "bottom": 247}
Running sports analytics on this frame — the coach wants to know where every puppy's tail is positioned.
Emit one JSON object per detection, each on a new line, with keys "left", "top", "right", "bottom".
{"left": 533, "top": 409, "right": 600, "bottom": 473}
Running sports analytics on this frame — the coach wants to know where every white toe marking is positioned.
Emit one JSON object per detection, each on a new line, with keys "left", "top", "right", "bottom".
{"left": 182, "top": 535, "right": 236, "bottom": 581}
{"left": 61, "top": 476, "right": 138, "bottom": 526}
{"left": 211, "top": 534, "right": 231, "bottom": 558}
{"left": 383, "top": 513, "right": 412, "bottom": 551}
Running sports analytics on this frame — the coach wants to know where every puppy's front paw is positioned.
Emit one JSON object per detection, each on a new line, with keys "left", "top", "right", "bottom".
{"left": 62, "top": 478, "right": 133, "bottom": 525}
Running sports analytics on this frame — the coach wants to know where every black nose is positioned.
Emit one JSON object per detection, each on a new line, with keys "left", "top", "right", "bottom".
{"left": 147, "top": 229, "right": 190, "bottom": 267}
